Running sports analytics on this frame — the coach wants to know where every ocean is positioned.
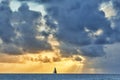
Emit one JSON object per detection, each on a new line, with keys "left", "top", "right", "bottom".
{"left": 0, "top": 74, "right": 120, "bottom": 80}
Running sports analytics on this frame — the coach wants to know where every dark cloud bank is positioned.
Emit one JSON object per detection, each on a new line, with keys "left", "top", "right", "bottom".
{"left": 0, "top": 0, "right": 120, "bottom": 59}
{"left": 0, "top": 0, "right": 51, "bottom": 54}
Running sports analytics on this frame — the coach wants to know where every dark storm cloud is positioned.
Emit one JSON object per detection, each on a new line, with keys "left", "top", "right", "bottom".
{"left": 45, "top": 0, "right": 113, "bottom": 45}
{"left": 112, "top": 0, "right": 120, "bottom": 10}
{"left": 17, "top": 0, "right": 62, "bottom": 3}
{"left": 80, "top": 45, "right": 105, "bottom": 57}
{"left": 0, "top": 44, "right": 23, "bottom": 55}
{"left": 0, "top": 1, "right": 52, "bottom": 55}
{"left": 40, "top": 0, "right": 120, "bottom": 57}
{"left": 83, "top": 43, "right": 120, "bottom": 73}
{"left": 40, "top": 0, "right": 113, "bottom": 57}
{"left": 0, "top": 0, "right": 15, "bottom": 43}
{"left": 0, "top": 0, "right": 120, "bottom": 58}
{"left": 12, "top": 3, "right": 52, "bottom": 53}
{"left": 109, "top": 0, "right": 120, "bottom": 43}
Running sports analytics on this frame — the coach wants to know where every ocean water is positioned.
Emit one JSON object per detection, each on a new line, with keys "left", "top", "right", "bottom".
{"left": 0, "top": 74, "right": 120, "bottom": 80}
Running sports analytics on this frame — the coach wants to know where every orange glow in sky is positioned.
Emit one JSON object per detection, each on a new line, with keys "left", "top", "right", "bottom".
{"left": 0, "top": 53, "right": 85, "bottom": 73}
{"left": 0, "top": 35, "right": 86, "bottom": 73}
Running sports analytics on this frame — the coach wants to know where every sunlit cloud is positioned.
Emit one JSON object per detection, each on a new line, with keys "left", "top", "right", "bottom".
{"left": 99, "top": 1, "right": 117, "bottom": 19}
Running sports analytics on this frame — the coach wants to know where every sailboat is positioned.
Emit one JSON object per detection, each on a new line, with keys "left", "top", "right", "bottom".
{"left": 53, "top": 67, "right": 57, "bottom": 74}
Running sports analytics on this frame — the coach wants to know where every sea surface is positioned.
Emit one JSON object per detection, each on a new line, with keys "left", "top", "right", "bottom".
{"left": 0, "top": 74, "right": 120, "bottom": 80}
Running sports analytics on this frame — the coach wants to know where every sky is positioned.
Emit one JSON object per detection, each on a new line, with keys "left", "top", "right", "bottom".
{"left": 0, "top": 0, "right": 120, "bottom": 73}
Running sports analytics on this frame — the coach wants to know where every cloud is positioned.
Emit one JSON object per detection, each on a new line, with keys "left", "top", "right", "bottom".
{"left": 16, "top": 0, "right": 62, "bottom": 3}
{"left": 12, "top": 3, "right": 52, "bottom": 52}
{"left": 41, "top": 0, "right": 120, "bottom": 58}
{"left": 83, "top": 43, "right": 120, "bottom": 73}
{"left": 45, "top": 0, "right": 113, "bottom": 44}
{"left": 99, "top": 1, "right": 117, "bottom": 18}
{"left": 39, "top": 0, "right": 111, "bottom": 57}
{"left": 0, "top": 0, "right": 15, "bottom": 43}
{"left": 111, "top": 0, "right": 120, "bottom": 37}
{"left": 0, "top": 1, "right": 52, "bottom": 54}
{"left": 80, "top": 45, "right": 105, "bottom": 57}
{"left": 0, "top": 0, "right": 120, "bottom": 59}
{"left": 0, "top": 54, "right": 23, "bottom": 63}
{"left": 0, "top": 43, "right": 23, "bottom": 55}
